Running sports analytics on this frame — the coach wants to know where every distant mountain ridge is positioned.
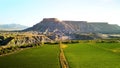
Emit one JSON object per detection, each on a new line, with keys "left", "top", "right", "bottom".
{"left": 24, "top": 18, "right": 120, "bottom": 34}
{"left": 0, "top": 24, "right": 28, "bottom": 31}
{"left": 88, "top": 23, "right": 120, "bottom": 33}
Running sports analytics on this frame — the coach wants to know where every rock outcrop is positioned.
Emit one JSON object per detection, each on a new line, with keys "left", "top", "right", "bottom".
{"left": 0, "top": 32, "right": 52, "bottom": 46}
{"left": 88, "top": 22, "right": 120, "bottom": 33}
{"left": 24, "top": 18, "right": 120, "bottom": 34}
{"left": 25, "top": 18, "right": 74, "bottom": 33}
{"left": 63, "top": 21, "right": 94, "bottom": 33}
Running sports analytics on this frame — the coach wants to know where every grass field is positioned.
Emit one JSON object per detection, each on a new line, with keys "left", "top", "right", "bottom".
{"left": 93, "top": 43, "right": 120, "bottom": 53}
{"left": 0, "top": 45, "right": 60, "bottom": 68}
{"left": 0, "top": 43, "right": 120, "bottom": 68}
{"left": 64, "top": 43, "right": 120, "bottom": 68}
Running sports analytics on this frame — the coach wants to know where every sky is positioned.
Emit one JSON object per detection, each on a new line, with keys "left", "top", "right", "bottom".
{"left": 0, "top": 0, "right": 120, "bottom": 27}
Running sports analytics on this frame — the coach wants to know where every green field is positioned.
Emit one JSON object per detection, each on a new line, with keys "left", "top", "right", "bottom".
{"left": 93, "top": 43, "right": 120, "bottom": 53}
{"left": 0, "top": 43, "right": 120, "bottom": 68}
{"left": 64, "top": 43, "right": 120, "bottom": 68}
{"left": 0, "top": 45, "right": 60, "bottom": 68}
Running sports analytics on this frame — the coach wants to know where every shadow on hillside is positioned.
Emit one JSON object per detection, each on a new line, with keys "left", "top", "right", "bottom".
{"left": 0, "top": 36, "right": 14, "bottom": 46}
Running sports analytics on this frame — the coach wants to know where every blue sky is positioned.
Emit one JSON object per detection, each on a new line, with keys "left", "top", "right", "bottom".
{"left": 0, "top": 0, "right": 120, "bottom": 26}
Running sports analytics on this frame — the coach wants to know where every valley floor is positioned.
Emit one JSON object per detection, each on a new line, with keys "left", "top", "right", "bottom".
{"left": 0, "top": 43, "right": 120, "bottom": 68}
{"left": 64, "top": 43, "right": 120, "bottom": 68}
{"left": 0, "top": 45, "right": 60, "bottom": 68}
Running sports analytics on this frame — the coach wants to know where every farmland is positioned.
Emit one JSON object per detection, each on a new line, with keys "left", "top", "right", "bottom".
{"left": 64, "top": 43, "right": 120, "bottom": 68}
{"left": 0, "top": 45, "right": 60, "bottom": 68}
{"left": 0, "top": 42, "right": 120, "bottom": 68}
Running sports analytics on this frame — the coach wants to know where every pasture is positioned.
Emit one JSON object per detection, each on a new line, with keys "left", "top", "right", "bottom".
{"left": 0, "top": 45, "right": 60, "bottom": 68}
{"left": 0, "top": 43, "right": 120, "bottom": 68}
{"left": 64, "top": 43, "right": 120, "bottom": 68}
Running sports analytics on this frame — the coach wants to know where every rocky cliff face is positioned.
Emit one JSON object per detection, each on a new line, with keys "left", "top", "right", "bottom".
{"left": 63, "top": 21, "right": 94, "bottom": 33}
{"left": 25, "top": 18, "right": 74, "bottom": 33}
{"left": 88, "top": 23, "right": 120, "bottom": 33}
{"left": 24, "top": 18, "right": 120, "bottom": 34}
